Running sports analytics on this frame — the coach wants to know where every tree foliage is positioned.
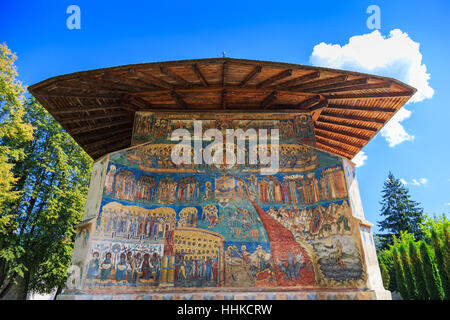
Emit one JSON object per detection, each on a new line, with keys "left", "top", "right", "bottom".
{"left": 0, "top": 43, "right": 92, "bottom": 299}
{"left": 378, "top": 172, "right": 425, "bottom": 249}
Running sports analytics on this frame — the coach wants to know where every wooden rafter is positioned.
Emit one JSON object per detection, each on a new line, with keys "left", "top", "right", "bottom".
{"left": 222, "top": 61, "right": 228, "bottom": 87}
{"left": 261, "top": 91, "right": 278, "bottom": 109}
{"left": 325, "top": 91, "right": 414, "bottom": 99}
{"left": 291, "top": 75, "right": 348, "bottom": 91}
{"left": 71, "top": 119, "right": 131, "bottom": 135}
{"left": 315, "top": 136, "right": 355, "bottom": 154}
{"left": 316, "top": 117, "right": 378, "bottom": 132}
{"left": 171, "top": 91, "right": 187, "bottom": 109}
{"left": 327, "top": 104, "right": 397, "bottom": 113}
{"left": 126, "top": 95, "right": 151, "bottom": 109}
{"left": 159, "top": 65, "right": 191, "bottom": 88}
{"left": 86, "top": 134, "right": 132, "bottom": 151}
{"left": 101, "top": 72, "right": 150, "bottom": 91}
{"left": 314, "top": 123, "right": 370, "bottom": 141}
{"left": 59, "top": 112, "right": 127, "bottom": 125}
{"left": 315, "top": 141, "right": 353, "bottom": 159}
{"left": 77, "top": 127, "right": 132, "bottom": 144}
{"left": 51, "top": 104, "right": 124, "bottom": 115}
{"left": 308, "top": 99, "right": 328, "bottom": 112}
{"left": 221, "top": 88, "right": 227, "bottom": 109}
{"left": 192, "top": 63, "right": 209, "bottom": 87}
{"left": 304, "top": 77, "right": 368, "bottom": 92}
{"left": 271, "top": 71, "right": 320, "bottom": 89}
{"left": 128, "top": 68, "right": 173, "bottom": 90}
{"left": 319, "top": 81, "right": 392, "bottom": 93}
{"left": 239, "top": 65, "right": 262, "bottom": 88}
{"left": 315, "top": 129, "right": 365, "bottom": 149}
{"left": 320, "top": 111, "right": 385, "bottom": 124}
{"left": 257, "top": 69, "right": 292, "bottom": 88}
{"left": 297, "top": 95, "right": 320, "bottom": 110}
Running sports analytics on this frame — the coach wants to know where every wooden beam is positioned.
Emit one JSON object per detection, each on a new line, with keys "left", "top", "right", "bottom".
{"left": 257, "top": 69, "right": 292, "bottom": 88}
{"left": 78, "top": 127, "right": 132, "bottom": 144}
{"left": 304, "top": 77, "right": 368, "bottom": 92}
{"left": 271, "top": 71, "right": 320, "bottom": 89}
{"left": 85, "top": 134, "right": 132, "bottom": 151}
{"left": 325, "top": 91, "right": 414, "bottom": 100}
{"left": 315, "top": 141, "right": 354, "bottom": 159}
{"left": 125, "top": 95, "right": 151, "bottom": 109}
{"left": 77, "top": 76, "right": 135, "bottom": 92}
{"left": 34, "top": 91, "right": 123, "bottom": 99}
{"left": 128, "top": 68, "right": 173, "bottom": 90}
{"left": 51, "top": 104, "right": 124, "bottom": 115}
{"left": 71, "top": 119, "right": 132, "bottom": 135}
{"left": 222, "top": 61, "right": 228, "bottom": 87}
{"left": 221, "top": 88, "right": 227, "bottom": 110}
{"left": 159, "top": 65, "right": 191, "bottom": 88}
{"left": 239, "top": 65, "right": 262, "bottom": 88}
{"left": 171, "top": 91, "right": 187, "bottom": 109}
{"left": 192, "top": 63, "right": 209, "bottom": 87}
{"left": 297, "top": 95, "right": 320, "bottom": 110}
{"left": 316, "top": 117, "right": 378, "bottom": 132}
{"left": 327, "top": 104, "right": 397, "bottom": 113}
{"left": 319, "top": 81, "right": 392, "bottom": 93}
{"left": 315, "top": 129, "right": 365, "bottom": 149}
{"left": 314, "top": 123, "right": 371, "bottom": 141}
{"left": 315, "top": 136, "right": 355, "bottom": 154}
{"left": 308, "top": 99, "right": 328, "bottom": 112}
{"left": 320, "top": 110, "right": 385, "bottom": 124}
{"left": 101, "top": 72, "right": 151, "bottom": 91}
{"left": 58, "top": 112, "right": 127, "bottom": 125}
{"left": 261, "top": 91, "right": 278, "bottom": 109}
{"left": 290, "top": 75, "right": 348, "bottom": 91}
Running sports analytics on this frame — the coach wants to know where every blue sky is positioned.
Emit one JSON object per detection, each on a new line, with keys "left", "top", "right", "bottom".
{"left": 1, "top": 0, "right": 449, "bottom": 232}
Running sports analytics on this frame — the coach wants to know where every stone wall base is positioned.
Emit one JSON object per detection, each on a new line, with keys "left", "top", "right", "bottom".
{"left": 58, "top": 289, "right": 391, "bottom": 300}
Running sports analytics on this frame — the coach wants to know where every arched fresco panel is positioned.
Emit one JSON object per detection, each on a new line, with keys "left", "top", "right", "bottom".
{"left": 76, "top": 112, "right": 368, "bottom": 293}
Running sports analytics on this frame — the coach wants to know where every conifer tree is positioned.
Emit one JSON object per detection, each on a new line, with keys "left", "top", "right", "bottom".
{"left": 420, "top": 241, "right": 444, "bottom": 300}
{"left": 399, "top": 243, "right": 418, "bottom": 299}
{"left": 379, "top": 260, "right": 390, "bottom": 290}
{"left": 393, "top": 247, "right": 410, "bottom": 299}
{"left": 431, "top": 228, "right": 449, "bottom": 299}
{"left": 377, "top": 172, "right": 425, "bottom": 249}
{"left": 443, "top": 227, "right": 450, "bottom": 299}
{"left": 409, "top": 240, "right": 429, "bottom": 300}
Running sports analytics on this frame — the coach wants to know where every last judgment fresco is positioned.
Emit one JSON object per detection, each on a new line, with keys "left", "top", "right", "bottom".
{"left": 73, "top": 112, "right": 370, "bottom": 293}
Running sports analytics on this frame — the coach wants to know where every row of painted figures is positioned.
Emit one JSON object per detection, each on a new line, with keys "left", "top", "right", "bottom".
{"left": 86, "top": 251, "right": 163, "bottom": 283}
{"left": 104, "top": 166, "right": 347, "bottom": 206}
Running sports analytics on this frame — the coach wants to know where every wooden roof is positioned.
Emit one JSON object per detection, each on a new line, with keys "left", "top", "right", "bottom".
{"left": 28, "top": 58, "right": 416, "bottom": 160}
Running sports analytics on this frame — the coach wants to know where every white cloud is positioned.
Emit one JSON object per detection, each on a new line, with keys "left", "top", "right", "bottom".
{"left": 411, "top": 177, "right": 428, "bottom": 186}
{"left": 352, "top": 151, "right": 367, "bottom": 167}
{"left": 400, "top": 178, "right": 408, "bottom": 185}
{"left": 445, "top": 203, "right": 450, "bottom": 206}
{"left": 310, "top": 29, "right": 434, "bottom": 149}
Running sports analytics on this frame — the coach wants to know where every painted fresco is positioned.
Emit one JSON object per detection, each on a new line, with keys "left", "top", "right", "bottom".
{"left": 131, "top": 112, "right": 316, "bottom": 147}
{"left": 78, "top": 113, "right": 368, "bottom": 292}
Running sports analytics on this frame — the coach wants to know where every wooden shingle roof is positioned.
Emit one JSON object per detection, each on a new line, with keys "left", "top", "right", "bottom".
{"left": 29, "top": 58, "right": 416, "bottom": 160}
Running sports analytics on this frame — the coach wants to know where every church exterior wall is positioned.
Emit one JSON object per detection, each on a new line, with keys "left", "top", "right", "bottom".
{"left": 63, "top": 112, "right": 390, "bottom": 299}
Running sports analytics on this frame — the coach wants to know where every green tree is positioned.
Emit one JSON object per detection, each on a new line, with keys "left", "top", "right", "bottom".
{"left": 420, "top": 241, "right": 444, "bottom": 300}
{"left": 0, "top": 45, "right": 92, "bottom": 299}
{"left": 379, "top": 260, "right": 390, "bottom": 290}
{"left": 0, "top": 43, "right": 34, "bottom": 296}
{"left": 430, "top": 228, "right": 449, "bottom": 299}
{"left": 409, "top": 240, "right": 428, "bottom": 300}
{"left": 392, "top": 246, "right": 410, "bottom": 299}
{"left": 399, "top": 243, "right": 418, "bottom": 299}
{"left": 444, "top": 227, "right": 450, "bottom": 294}
{"left": 377, "top": 172, "right": 425, "bottom": 249}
